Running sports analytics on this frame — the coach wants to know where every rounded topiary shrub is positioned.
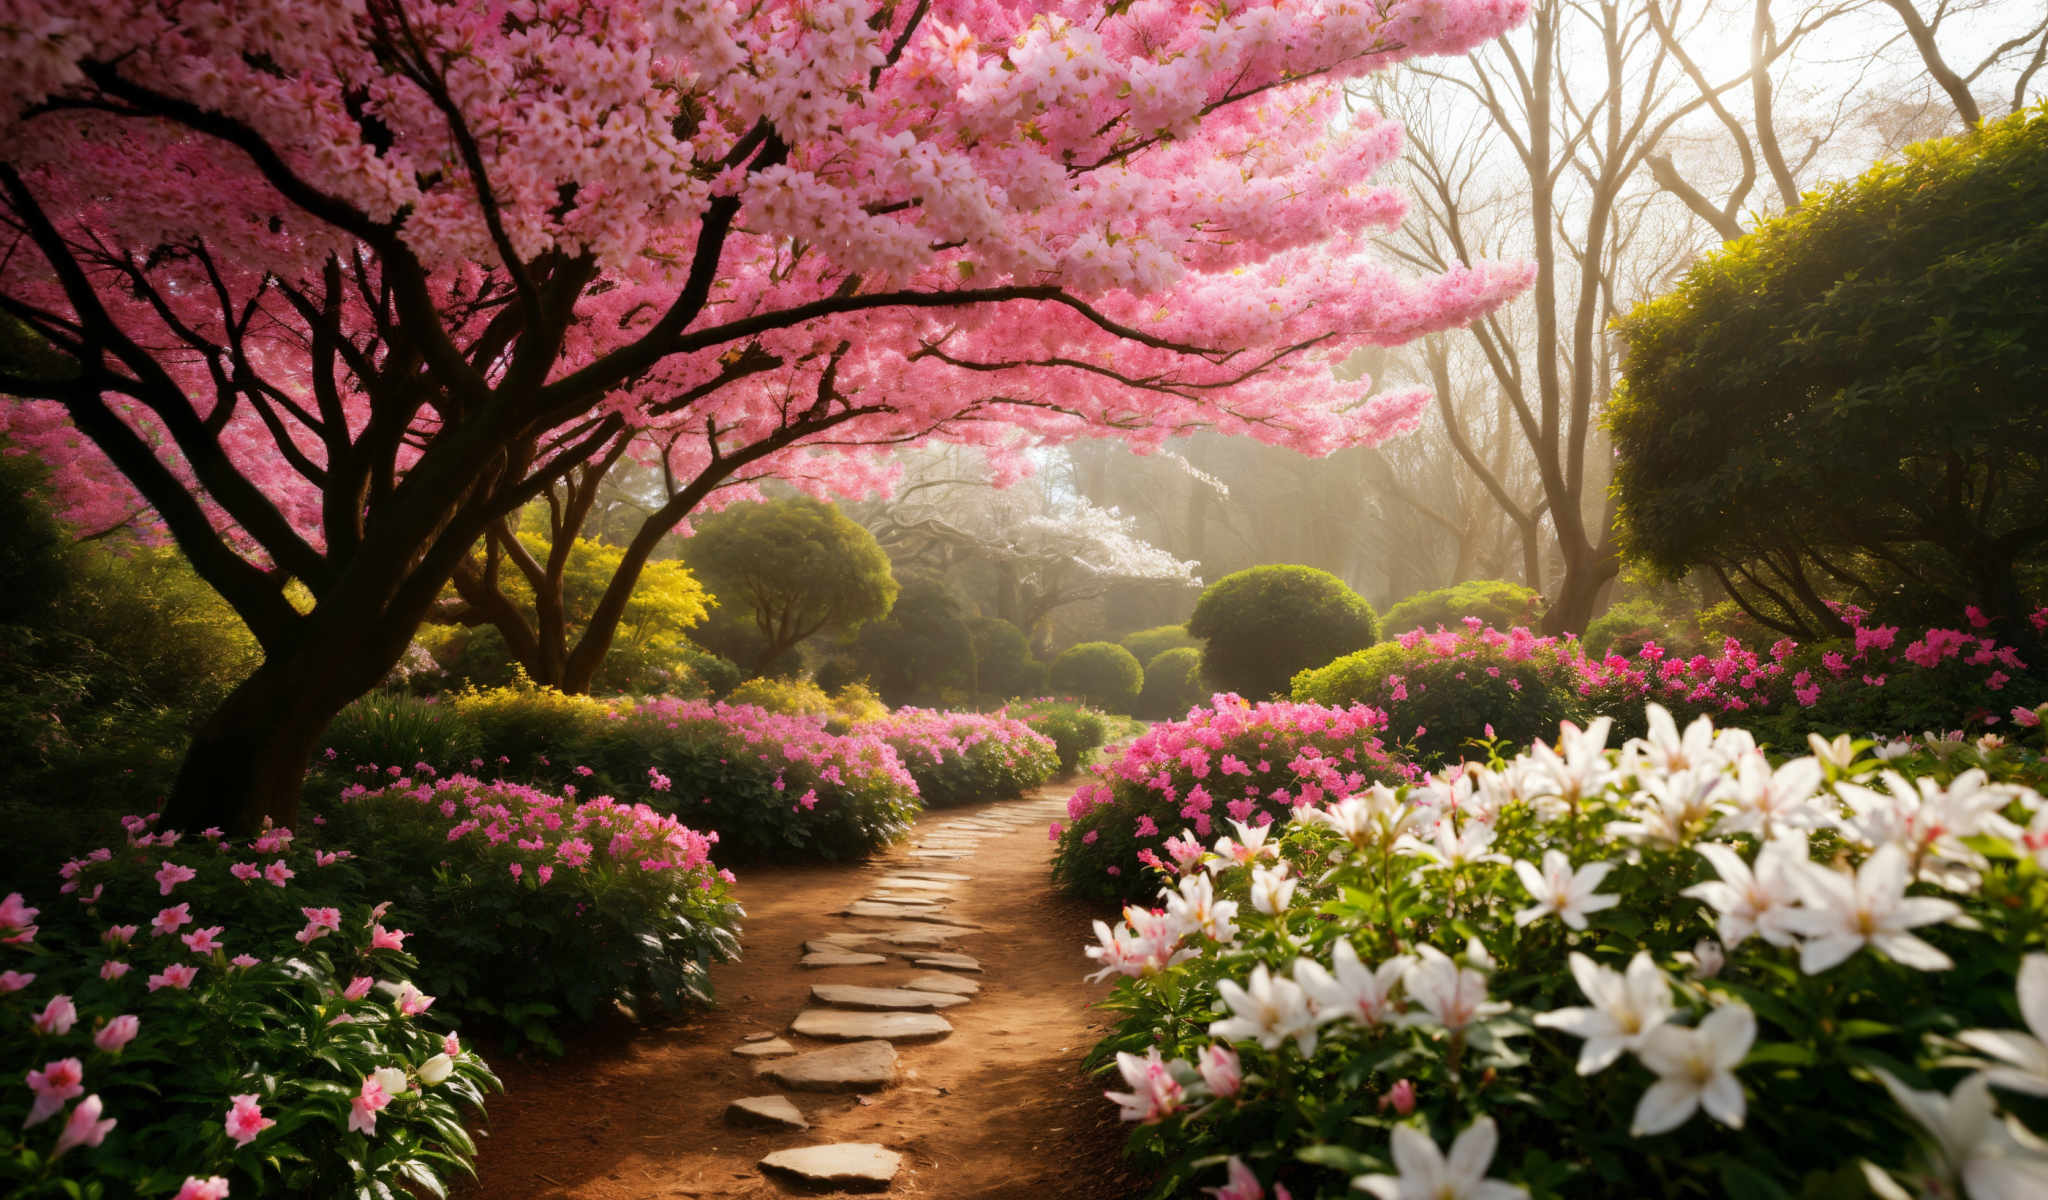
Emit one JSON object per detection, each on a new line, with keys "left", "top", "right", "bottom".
{"left": 1291, "top": 626, "right": 1586, "bottom": 765}
{"left": 1379, "top": 578, "right": 1539, "bottom": 636}
{"left": 1049, "top": 641, "right": 1143, "bottom": 713}
{"left": 1120, "top": 623, "right": 1198, "bottom": 665}
{"left": 968, "top": 616, "right": 1047, "bottom": 700}
{"left": 1137, "top": 645, "right": 1205, "bottom": 718}
{"left": 1189, "top": 565, "right": 1378, "bottom": 699}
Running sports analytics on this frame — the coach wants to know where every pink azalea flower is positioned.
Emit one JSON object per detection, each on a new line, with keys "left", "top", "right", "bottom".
{"left": 25, "top": 1057, "right": 84, "bottom": 1126}
{"left": 1379, "top": 1078, "right": 1418, "bottom": 1115}
{"left": 147, "top": 964, "right": 199, "bottom": 992}
{"left": 1197, "top": 1043, "right": 1242, "bottom": 1098}
{"left": 154, "top": 861, "right": 197, "bottom": 895}
{"left": 294, "top": 907, "right": 340, "bottom": 944}
{"left": 181, "top": 926, "right": 225, "bottom": 955}
{"left": 536, "top": 865, "right": 554, "bottom": 885}
{"left": 174, "top": 1177, "right": 231, "bottom": 1200}
{"left": 99, "top": 961, "right": 130, "bottom": 981}
{"left": 0, "top": 969, "right": 34, "bottom": 993}
{"left": 223, "top": 1094, "right": 274, "bottom": 1146}
{"left": 265, "top": 860, "right": 294, "bottom": 887}
{"left": 151, "top": 903, "right": 192, "bottom": 937}
{"left": 52, "top": 1094, "right": 115, "bottom": 1157}
{"left": 508, "top": 863, "right": 523, "bottom": 880}
{"left": 93, "top": 1015, "right": 140, "bottom": 1054}
{"left": 347, "top": 1074, "right": 391, "bottom": 1135}
{"left": 394, "top": 982, "right": 435, "bottom": 1017}
{"left": 229, "top": 954, "right": 261, "bottom": 970}
{"left": 229, "top": 862, "right": 260, "bottom": 883}
{"left": 33, "top": 995, "right": 78, "bottom": 1036}
{"left": 102, "top": 924, "right": 137, "bottom": 947}
{"left": 342, "top": 976, "right": 375, "bottom": 1001}
{"left": 2, "top": 892, "right": 42, "bottom": 943}
{"left": 315, "top": 851, "right": 340, "bottom": 867}
{"left": 369, "top": 925, "right": 407, "bottom": 952}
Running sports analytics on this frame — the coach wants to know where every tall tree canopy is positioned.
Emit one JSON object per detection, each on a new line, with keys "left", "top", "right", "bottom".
{"left": 1611, "top": 106, "right": 2048, "bottom": 638}
{"left": 0, "top": 0, "right": 1530, "bottom": 828}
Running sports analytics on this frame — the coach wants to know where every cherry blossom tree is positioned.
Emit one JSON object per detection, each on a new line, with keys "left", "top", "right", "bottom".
{"left": 0, "top": 0, "right": 1531, "bottom": 830}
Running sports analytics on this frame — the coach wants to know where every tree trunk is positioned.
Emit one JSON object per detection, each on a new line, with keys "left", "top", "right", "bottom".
{"left": 1540, "top": 536, "right": 1620, "bottom": 637}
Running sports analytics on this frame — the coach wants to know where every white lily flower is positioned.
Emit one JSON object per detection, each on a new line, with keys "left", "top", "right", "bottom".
{"left": 1403, "top": 945, "right": 1508, "bottom": 1032}
{"left": 1294, "top": 939, "right": 1413, "bottom": 1030}
{"left": 1103, "top": 1047, "right": 1195, "bottom": 1124}
{"left": 1520, "top": 717, "right": 1617, "bottom": 821}
{"left": 1352, "top": 1116, "right": 1527, "bottom": 1200}
{"left": 1840, "top": 768, "right": 2017, "bottom": 890}
{"left": 1163, "top": 872, "right": 1240, "bottom": 945}
{"left": 1249, "top": 862, "right": 1296, "bottom": 916}
{"left": 1407, "top": 816, "right": 1508, "bottom": 871}
{"left": 1787, "top": 844, "right": 1961, "bottom": 974}
{"left": 1210, "top": 963, "right": 1319, "bottom": 1056}
{"left": 1512, "top": 849, "right": 1620, "bottom": 931}
{"left": 1958, "top": 955, "right": 2048, "bottom": 1098}
{"left": 1875, "top": 1069, "right": 2048, "bottom": 1199}
{"left": 1214, "top": 819, "right": 1281, "bottom": 867}
{"left": 1807, "top": 732, "right": 1858, "bottom": 772}
{"left": 1534, "top": 952, "right": 1674, "bottom": 1075}
{"left": 1630, "top": 1002, "right": 1756, "bottom": 1136}
{"left": 1606, "top": 765, "right": 1726, "bottom": 848}
{"left": 1629, "top": 703, "right": 1720, "bottom": 776}
{"left": 1713, "top": 753, "right": 1827, "bottom": 839}
{"left": 1683, "top": 834, "right": 1810, "bottom": 949}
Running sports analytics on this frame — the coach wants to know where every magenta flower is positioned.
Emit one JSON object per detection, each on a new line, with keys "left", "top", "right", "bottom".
{"left": 154, "top": 861, "right": 197, "bottom": 895}
{"left": 151, "top": 903, "right": 192, "bottom": 938}
{"left": 147, "top": 964, "right": 199, "bottom": 992}
{"left": 229, "top": 955, "right": 261, "bottom": 970}
{"left": 181, "top": 926, "right": 225, "bottom": 955}
{"left": 443, "top": 1032, "right": 461, "bottom": 1058}
{"left": 25, "top": 1057, "right": 84, "bottom": 1125}
{"left": 51, "top": 1093, "right": 115, "bottom": 1157}
{"left": 342, "top": 976, "right": 375, "bottom": 1001}
{"left": 174, "top": 1177, "right": 231, "bottom": 1200}
{"left": 93, "top": 1016, "right": 139, "bottom": 1055}
{"left": 294, "top": 907, "right": 340, "bottom": 944}
{"left": 265, "top": 860, "right": 295, "bottom": 888}
{"left": 228, "top": 862, "right": 260, "bottom": 883}
{"left": 223, "top": 1093, "right": 274, "bottom": 1146}
{"left": 33, "top": 995, "right": 78, "bottom": 1036}
{"left": 369, "top": 925, "right": 407, "bottom": 952}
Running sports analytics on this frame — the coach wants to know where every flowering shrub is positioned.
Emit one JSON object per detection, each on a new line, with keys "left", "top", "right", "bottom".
{"left": 1079, "top": 706, "right": 2048, "bottom": 1199}
{"left": 859, "top": 708, "right": 1059, "bottom": 808}
{"left": 1052, "top": 697, "right": 1404, "bottom": 904}
{"left": 582, "top": 698, "right": 920, "bottom": 861}
{"left": 3, "top": 820, "right": 496, "bottom": 1198}
{"left": 1004, "top": 698, "right": 1113, "bottom": 774}
{"left": 320, "top": 776, "right": 741, "bottom": 1052}
{"left": 1292, "top": 611, "right": 2045, "bottom": 759}
{"left": 321, "top": 691, "right": 480, "bottom": 774}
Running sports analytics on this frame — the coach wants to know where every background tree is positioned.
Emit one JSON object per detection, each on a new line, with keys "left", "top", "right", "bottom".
{"left": 683, "top": 498, "right": 897, "bottom": 677}
{"left": 1189, "top": 565, "right": 1380, "bottom": 699}
{"left": 1136, "top": 645, "right": 1207, "bottom": 719}
{"left": 966, "top": 617, "right": 1047, "bottom": 702}
{"left": 832, "top": 570, "right": 976, "bottom": 706}
{"left": 1612, "top": 107, "right": 2048, "bottom": 637}
{"left": 0, "top": 2, "right": 1531, "bottom": 827}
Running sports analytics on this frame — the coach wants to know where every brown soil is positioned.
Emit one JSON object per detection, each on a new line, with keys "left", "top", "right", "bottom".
{"left": 460, "top": 785, "right": 1149, "bottom": 1200}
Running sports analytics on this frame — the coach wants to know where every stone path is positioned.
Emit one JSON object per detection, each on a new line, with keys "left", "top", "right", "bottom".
{"left": 722, "top": 794, "right": 1075, "bottom": 1193}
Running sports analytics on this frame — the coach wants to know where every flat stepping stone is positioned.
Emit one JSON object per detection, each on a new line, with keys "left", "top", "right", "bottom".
{"left": 906, "top": 951, "right": 982, "bottom": 973}
{"left": 890, "top": 870, "right": 971, "bottom": 882}
{"left": 725, "top": 1094, "right": 808, "bottom": 1131}
{"left": 757, "top": 1040, "right": 898, "bottom": 1093}
{"left": 874, "top": 877, "right": 956, "bottom": 892}
{"left": 811, "top": 983, "right": 970, "bottom": 1011}
{"left": 906, "top": 850, "right": 970, "bottom": 860}
{"left": 733, "top": 1037, "right": 798, "bottom": 1058}
{"left": 800, "top": 949, "right": 889, "bottom": 968}
{"left": 868, "top": 927, "right": 960, "bottom": 947}
{"left": 805, "top": 938, "right": 880, "bottom": 954}
{"left": 903, "top": 972, "right": 981, "bottom": 995}
{"left": 840, "top": 902, "right": 980, "bottom": 927}
{"left": 809, "top": 932, "right": 880, "bottom": 949}
{"left": 858, "top": 894, "right": 947, "bottom": 909}
{"left": 759, "top": 1143, "right": 901, "bottom": 1192}
{"left": 789, "top": 1008, "right": 954, "bottom": 1043}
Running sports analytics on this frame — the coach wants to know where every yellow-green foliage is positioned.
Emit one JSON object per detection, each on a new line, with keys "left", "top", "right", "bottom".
{"left": 830, "top": 682, "right": 889, "bottom": 725}
{"left": 450, "top": 677, "right": 617, "bottom": 771}
{"left": 728, "top": 675, "right": 835, "bottom": 716}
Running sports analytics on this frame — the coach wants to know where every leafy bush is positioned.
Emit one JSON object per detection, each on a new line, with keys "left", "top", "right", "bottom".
{"left": 1077, "top": 708, "right": 2048, "bottom": 1199}
{"left": 582, "top": 698, "right": 921, "bottom": 862}
{"left": 1050, "top": 642, "right": 1144, "bottom": 713}
{"left": 1005, "top": 699, "right": 1112, "bottom": 774}
{"left": 728, "top": 675, "right": 835, "bottom": 717}
{"left": 1379, "top": 580, "right": 1539, "bottom": 636}
{"left": 319, "top": 777, "right": 741, "bottom": 1051}
{"left": 1292, "top": 626, "right": 1587, "bottom": 766}
{"left": 1121, "top": 624, "right": 1199, "bottom": 665}
{"left": 1052, "top": 697, "right": 1403, "bottom": 904}
{"left": 842, "top": 570, "right": 976, "bottom": 705}
{"left": 4, "top": 819, "right": 497, "bottom": 1198}
{"left": 1190, "top": 565, "right": 1378, "bottom": 699}
{"left": 446, "top": 680, "right": 616, "bottom": 782}
{"left": 968, "top": 617, "right": 1047, "bottom": 700}
{"left": 320, "top": 693, "right": 481, "bottom": 775}
{"left": 1138, "top": 646, "right": 1207, "bottom": 719}
{"left": 859, "top": 709, "right": 1060, "bottom": 807}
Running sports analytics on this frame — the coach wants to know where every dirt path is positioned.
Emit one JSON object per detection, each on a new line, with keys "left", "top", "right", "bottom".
{"left": 463, "top": 785, "right": 1147, "bottom": 1199}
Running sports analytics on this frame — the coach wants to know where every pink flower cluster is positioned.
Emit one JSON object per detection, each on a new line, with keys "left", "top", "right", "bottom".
{"left": 859, "top": 708, "right": 1055, "bottom": 773}
{"left": 621, "top": 697, "right": 919, "bottom": 804}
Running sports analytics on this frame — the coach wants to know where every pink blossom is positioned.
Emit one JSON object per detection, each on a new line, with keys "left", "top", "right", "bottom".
{"left": 229, "top": 954, "right": 261, "bottom": 970}
{"left": 1202, "top": 1157, "right": 1282, "bottom": 1200}
{"left": 93, "top": 1015, "right": 139, "bottom": 1054}
{"left": 508, "top": 862, "right": 523, "bottom": 880}
{"left": 2014, "top": 706, "right": 2043, "bottom": 728}
{"left": 394, "top": 982, "right": 436, "bottom": 1017}
{"left": 1379, "top": 1078, "right": 1417, "bottom": 1115}
{"left": 1966, "top": 605, "right": 1991, "bottom": 628}
{"left": 151, "top": 903, "right": 192, "bottom": 937}
{"left": 537, "top": 865, "right": 554, "bottom": 885}
{"left": 102, "top": 924, "right": 136, "bottom": 947}
{"left": 0, "top": 969, "right": 34, "bottom": 993}
{"left": 315, "top": 850, "right": 342, "bottom": 867}
{"left": 342, "top": 976, "right": 375, "bottom": 1001}
{"left": 52, "top": 1093, "right": 115, "bottom": 1157}
{"left": 223, "top": 1094, "right": 274, "bottom": 1146}
{"left": 1197, "top": 1043, "right": 1242, "bottom": 1098}
{"left": 148, "top": 964, "right": 199, "bottom": 992}
{"left": 348, "top": 1074, "right": 392, "bottom": 1135}
{"left": 33, "top": 995, "right": 77, "bottom": 1036}
{"left": 99, "top": 961, "right": 131, "bottom": 981}
{"left": 153, "top": 861, "right": 197, "bottom": 895}
{"left": 294, "top": 907, "right": 341, "bottom": 944}
{"left": 174, "top": 1177, "right": 232, "bottom": 1200}
{"left": 369, "top": 925, "right": 407, "bottom": 951}
{"left": 181, "top": 926, "right": 225, "bottom": 955}
{"left": 265, "top": 860, "right": 295, "bottom": 887}
{"left": 25, "top": 1057, "right": 84, "bottom": 1126}
{"left": 229, "top": 862, "right": 261, "bottom": 883}
{"left": 443, "top": 1032, "right": 462, "bottom": 1058}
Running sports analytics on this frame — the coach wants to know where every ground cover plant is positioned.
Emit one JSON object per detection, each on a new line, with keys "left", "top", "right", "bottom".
{"left": 1052, "top": 698, "right": 1405, "bottom": 904}
{"left": 859, "top": 709, "right": 1059, "bottom": 809}
{"left": 2, "top": 819, "right": 497, "bottom": 1198}
{"left": 1079, "top": 706, "right": 2048, "bottom": 1199}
